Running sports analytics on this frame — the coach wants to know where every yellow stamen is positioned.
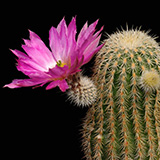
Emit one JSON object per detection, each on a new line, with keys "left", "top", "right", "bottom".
{"left": 57, "top": 60, "right": 66, "bottom": 67}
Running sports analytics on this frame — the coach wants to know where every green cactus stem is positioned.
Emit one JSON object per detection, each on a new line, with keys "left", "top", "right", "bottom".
{"left": 82, "top": 29, "right": 160, "bottom": 160}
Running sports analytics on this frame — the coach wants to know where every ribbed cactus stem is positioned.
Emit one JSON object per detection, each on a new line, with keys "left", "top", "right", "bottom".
{"left": 82, "top": 29, "right": 160, "bottom": 160}
{"left": 155, "top": 90, "right": 160, "bottom": 156}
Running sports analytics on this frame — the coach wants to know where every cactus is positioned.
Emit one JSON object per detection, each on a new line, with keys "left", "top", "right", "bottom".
{"left": 82, "top": 29, "right": 160, "bottom": 160}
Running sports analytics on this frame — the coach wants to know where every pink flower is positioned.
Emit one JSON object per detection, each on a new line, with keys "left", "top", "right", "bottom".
{"left": 4, "top": 17, "right": 104, "bottom": 92}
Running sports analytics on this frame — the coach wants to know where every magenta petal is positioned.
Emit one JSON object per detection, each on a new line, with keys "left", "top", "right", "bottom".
{"left": 11, "top": 49, "right": 28, "bottom": 59}
{"left": 17, "top": 60, "right": 52, "bottom": 79}
{"left": 59, "top": 79, "right": 69, "bottom": 92}
{"left": 29, "top": 30, "right": 41, "bottom": 40}
{"left": 11, "top": 49, "right": 47, "bottom": 71}
{"left": 76, "top": 21, "right": 100, "bottom": 56}
{"left": 16, "top": 60, "right": 39, "bottom": 76}
{"left": 23, "top": 39, "right": 31, "bottom": 46}
{"left": 67, "top": 17, "right": 77, "bottom": 58}
{"left": 46, "top": 80, "right": 59, "bottom": 90}
{"left": 59, "top": 24, "right": 68, "bottom": 60}
{"left": 68, "top": 17, "right": 77, "bottom": 38}
{"left": 57, "top": 17, "right": 67, "bottom": 35}
{"left": 79, "top": 34, "right": 101, "bottom": 64}
{"left": 46, "top": 79, "right": 69, "bottom": 92}
{"left": 93, "top": 26, "right": 104, "bottom": 38}
{"left": 49, "top": 17, "right": 77, "bottom": 62}
{"left": 77, "top": 22, "right": 88, "bottom": 45}
{"left": 83, "top": 34, "right": 101, "bottom": 56}
{"left": 4, "top": 79, "right": 47, "bottom": 89}
{"left": 49, "top": 26, "right": 63, "bottom": 60}
{"left": 83, "top": 43, "right": 104, "bottom": 65}
{"left": 22, "top": 45, "right": 49, "bottom": 71}
{"left": 77, "top": 19, "right": 98, "bottom": 48}
{"left": 25, "top": 30, "right": 56, "bottom": 69}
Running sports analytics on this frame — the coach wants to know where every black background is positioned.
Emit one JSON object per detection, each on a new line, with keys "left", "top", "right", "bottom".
{"left": 1, "top": 1, "right": 160, "bottom": 159}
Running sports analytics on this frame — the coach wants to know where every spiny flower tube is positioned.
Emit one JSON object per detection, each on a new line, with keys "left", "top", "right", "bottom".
{"left": 4, "top": 17, "right": 104, "bottom": 92}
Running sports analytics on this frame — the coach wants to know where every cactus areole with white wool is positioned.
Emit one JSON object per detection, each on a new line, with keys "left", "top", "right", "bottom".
{"left": 82, "top": 29, "right": 160, "bottom": 160}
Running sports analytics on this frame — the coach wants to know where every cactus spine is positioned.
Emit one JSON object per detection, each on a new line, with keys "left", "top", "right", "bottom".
{"left": 82, "top": 29, "right": 160, "bottom": 160}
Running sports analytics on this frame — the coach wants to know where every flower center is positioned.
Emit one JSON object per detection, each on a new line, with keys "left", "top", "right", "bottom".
{"left": 57, "top": 60, "right": 66, "bottom": 67}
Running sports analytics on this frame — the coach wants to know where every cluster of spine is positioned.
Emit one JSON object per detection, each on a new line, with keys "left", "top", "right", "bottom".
{"left": 82, "top": 29, "right": 160, "bottom": 160}
{"left": 67, "top": 73, "right": 97, "bottom": 107}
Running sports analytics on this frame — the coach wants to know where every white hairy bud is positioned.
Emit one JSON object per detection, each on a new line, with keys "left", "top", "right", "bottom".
{"left": 67, "top": 73, "right": 97, "bottom": 107}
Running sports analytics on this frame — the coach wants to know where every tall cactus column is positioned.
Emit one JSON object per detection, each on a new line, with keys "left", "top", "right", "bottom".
{"left": 82, "top": 29, "right": 160, "bottom": 160}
